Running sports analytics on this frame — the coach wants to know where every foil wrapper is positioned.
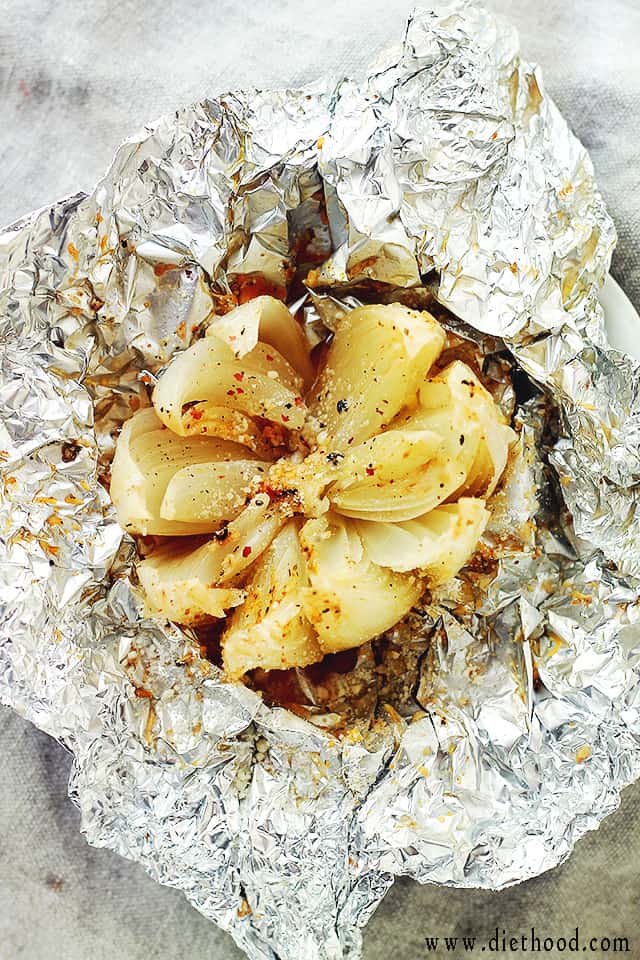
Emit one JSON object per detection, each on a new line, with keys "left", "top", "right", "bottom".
{"left": 1, "top": 3, "right": 639, "bottom": 958}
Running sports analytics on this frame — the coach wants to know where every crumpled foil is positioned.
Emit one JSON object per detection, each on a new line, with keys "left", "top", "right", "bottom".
{"left": 1, "top": 3, "right": 639, "bottom": 958}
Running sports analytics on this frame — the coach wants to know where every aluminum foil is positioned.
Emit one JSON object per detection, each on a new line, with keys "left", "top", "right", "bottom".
{"left": 1, "top": 3, "right": 640, "bottom": 958}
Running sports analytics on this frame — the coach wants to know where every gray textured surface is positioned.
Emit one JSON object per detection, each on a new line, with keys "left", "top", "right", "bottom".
{"left": 1, "top": 1, "right": 639, "bottom": 957}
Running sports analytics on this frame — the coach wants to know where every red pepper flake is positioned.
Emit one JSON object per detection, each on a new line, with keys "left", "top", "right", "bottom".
{"left": 281, "top": 415, "right": 290, "bottom": 422}
{"left": 575, "top": 745, "right": 591, "bottom": 764}
{"left": 365, "top": 466, "right": 375, "bottom": 477}
{"left": 242, "top": 546, "right": 252, "bottom": 558}
{"left": 294, "top": 397, "right": 303, "bottom": 407}
{"left": 232, "top": 273, "right": 287, "bottom": 305}
{"left": 237, "top": 899, "right": 252, "bottom": 919}
{"left": 236, "top": 387, "right": 244, "bottom": 394}
{"left": 233, "top": 371, "right": 244, "bottom": 382}
{"left": 306, "top": 268, "right": 321, "bottom": 288}
{"left": 190, "top": 408, "right": 203, "bottom": 421}
{"left": 40, "top": 541, "right": 59, "bottom": 556}
{"left": 153, "top": 263, "right": 176, "bottom": 278}
{"left": 346, "top": 256, "right": 378, "bottom": 280}
{"left": 491, "top": 131, "right": 498, "bottom": 140}
{"left": 266, "top": 354, "right": 274, "bottom": 361}
{"left": 227, "top": 389, "right": 236, "bottom": 397}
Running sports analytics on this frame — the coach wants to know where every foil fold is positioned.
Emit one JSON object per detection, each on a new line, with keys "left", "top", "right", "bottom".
{"left": 1, "top": 4, "right": 639, "bottom": 959}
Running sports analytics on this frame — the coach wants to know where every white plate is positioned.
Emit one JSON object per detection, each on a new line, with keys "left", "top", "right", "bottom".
{"left": 600, "top": 274, "right": 640, "bottom": 360}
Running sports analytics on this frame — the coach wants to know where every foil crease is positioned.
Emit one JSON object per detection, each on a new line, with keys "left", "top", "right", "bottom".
{"left": 1, "top": 4, "right": 639, "bottom": 959}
